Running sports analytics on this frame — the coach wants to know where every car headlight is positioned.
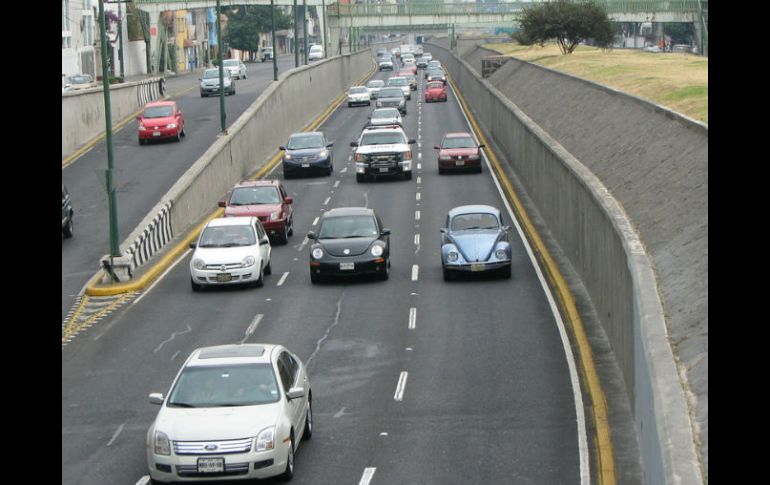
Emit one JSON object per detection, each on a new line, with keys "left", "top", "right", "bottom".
{"left": 193, "top": 258, "right": 206, "bottom": 270}
{"left": 243, "top": 255, "right": 256, "bottom": 267}
{"left": 270, "top": 211, "right": 281, "bottom": 221}
{"left": 371, "top": 245, "right": 384, "bottom": 257}
{"left": 138, "top": 124, "right": 146, "bottom": 131}
{"left": 403, "top": 151, "right": 412, "bottom": 161}
{"left": 312, "top": 248, "right": 324, "bottom": 259}
{"left": 154, "top": 430, "right": 171, "bottom": 456}
{"left": 355, "top": 153, "right": 365, "bottom": 162}
{"left": 376, "top": 101, "right": 383, "bottom": 107}
{"left": 166, "top": 123, "right": 177, "bottom": 129}
{"left": 447, "top": 251, "right": 459, "bottom": 262}
{"left": 284, "top": 153, "right": 292, "bottom": 160}
{"left": 439, "top": 155, "right": 452, "bottom": 161}
{"left": 255, "top": 427, "right": 275, "bottom": 452}
{"left": 495, "top": 249, "right": 508, "bottom": 260}
{"left": 318, "top": 150, "right": 328, "bottom": 158}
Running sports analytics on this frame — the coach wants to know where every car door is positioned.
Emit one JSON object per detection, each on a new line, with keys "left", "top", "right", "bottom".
{"left": 279, "top": 184, "right": 293, "bottom": 223}
{"left": 277, "top": 352, "right": 304, "bottom": 435}
{"left": 255, "top": 220, "right": 271, "bottom": 266}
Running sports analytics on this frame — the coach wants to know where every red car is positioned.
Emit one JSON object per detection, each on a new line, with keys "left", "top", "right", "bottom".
{"left": 137, "top": 100, "right": 185, "bottom": 145}
{"left": 425, "top": 81, "right": 447, "bottom": 102}
{"left": 219, "top": 179, "right": 295, "bottom": 244}
{"left": 435, "top": 132, "right": 485, "bottom": 174}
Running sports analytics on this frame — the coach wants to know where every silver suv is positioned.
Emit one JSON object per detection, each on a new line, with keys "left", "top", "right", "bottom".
{"left": 351, "top": 125, "right": 415, "bottom": 182}
{"left": 200, "top": 68, "right": 235, "bottom": 97}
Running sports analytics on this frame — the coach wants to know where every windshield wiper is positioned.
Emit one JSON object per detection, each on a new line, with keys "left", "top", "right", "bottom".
{"left": 168, "top": 402, "right": 197, "bottom": 408}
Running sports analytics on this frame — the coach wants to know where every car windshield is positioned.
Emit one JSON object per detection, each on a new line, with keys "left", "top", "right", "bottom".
{"left": 223, "top": 59, "right": 239, "bottom": 67}
{"left": 379, "top": 88, "right": 403, "bottom": 98}
{"left": 451, "top": 213, "right": 499, "bottom": 231}
{"left": 372, "top": 109, "right": 398, "bottom": 119}
{"left": 427, "top": 82, "right": 444, "bottom": 90}
{"left": 167, "top": 364, "right": 280, "bottom": 408}
{"left": 69, "top": 74, "right": 93, "bottom": 84}
{"left": 443, "top": 137, "right": 476, "bottom": 149}
{"left": 203, "top": 69, "right": 227, "bottom": 79}
{"left": 366, "top": 80, "right": 384, "bottom": 88}
{"left": 287, "top": 134, "right": 325, "bottom": 149}
{"left": 388, "top": 78, "right": 407, "bottom": 86}
{"left": 360, "top": 131, "right": 406, "bottom": 145}
{"left": 310, "top": 46, "right": 322, "bottom": 53}
{"left": 143, "top": 106, "right": 174, "bottom": 118}
{"left": 198, "top": 225, "right": 256, "bottom": 248}
{"left": 319, "top": 215, "right": 378, "bottom": 239}
{"left": 230, "top": 186, "right": 281, "bottom": 205}
{"left": 349, "top": 87, "right": 368, "bottom": 94}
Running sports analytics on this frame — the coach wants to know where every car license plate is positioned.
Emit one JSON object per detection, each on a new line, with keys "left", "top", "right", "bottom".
{"left": 455, "top": 160, "right": 465, "bottom": 166}
{"left": 216, "top": 273, "right": 232, "bottom": 282}
{"left": 471, "top": 263, "right": 485, "bottom": 272}
{"left": 379, "top": 167, "right": 390, "bottom": 173}
{"left": 197, "top": 457, "right": 224, "bottom": 473}
{"left": 153, "top": 132, "right": 161, "bottom": 137}
{"left": 302, "top": 163, "right": 310, "bottom": 168}
{"left": 340, "top": 262, "right": 355, "bottom": 270}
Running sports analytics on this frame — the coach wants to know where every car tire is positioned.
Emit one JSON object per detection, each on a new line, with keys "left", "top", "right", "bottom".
{"left": 174, "top": 130, "right": 181, "bottom": 142}
{"left": 149, "top": 478, "right": 168, "bottom": 485}
{"left": 264, "top": 258, "right": 272, "bottom": 275}
{"left": 254, "top": 264, "right": 264, "bottom": 288}
{"left": 191, "top": 278, "right": 202, "bottom": 292}
{"left": 63, "top": 218, "right": 74, "bottom": 239}
{"left": 288, "top": 217, "right": 294, "bottom": 236}
{"left": 276, "top": 225, "right": 289, "bottom": 245}
{"left": 302, "top": 398, "right": 313, "bottom": 440}
{"left": 379, "top": 260, "right": 390, "bottom": 281}
{"left": 310, "top": 272, "right": 323, "bottom": 284}
{"left": 138, "top": 138, "right": 145, "bottom": 146}
{"left": 281, "top": 434, "right": 295, "bottom": 481}
{"left": 443, "top": 267, "right": 454, "bottom": 282}
{"left": 403, "top": 171, "right": 412, "bottom": 180}
{"left": 180, "top": 125, "right": 186, "bottom": 137}
{"left": 326, "top": 163, "right": 333, "bottom": 176}
{"left": 438, "top": 167, "right": 445, "bottom": 175}
{"left": 501, "top": 265, "right": 512, "bottom": 279}
{"left": 356, "top": 174, "right": 365, "bottom": 183}
{"left": 348, "top": 102, "right": 352, "bottom": 107}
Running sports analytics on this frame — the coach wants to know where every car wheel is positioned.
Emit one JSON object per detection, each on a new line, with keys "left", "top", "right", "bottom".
{"left": 180, "top": 125, "right": 186, "bottom": 137}
{"left": 63, "top": 218, "right": 74, "bottom": 239}
{"left": 443, "top": 267, "right": 454, "bottom": 281}
{"left": 281, "top": 434, "right": 295, "bottom": 481}
{"left": 191, "top": 278, "right": 202, "bottom": 292}
{"left": 149, "top": 478, "right": 169, "bottom": 484}
{"left": 356, "top": 173, "right": 365, "bottom": 183}
{"left": 310, "top": 272, "right": 323, "bottom": 284}
{"left": 138, "top": 138, "right": 145, "bottom": 146}
{"left": 302, "top": 398, "right": 313, "bottom": 440}
{"left": 403, "top": 171, "right": 412, "bottom": 181}
{"left": 276, "top": 225, "right": 289, "bottom": 245}
{"left": 254, "top": 264, "right": 264, "bottom": 288}
{"left": 438, "top": 167, "right": 445, "bottom": 175}
{"left": 264, "top": 258, "right": 272, "bottom": 275}
{"left": 326, "top": 163, "right": 333, "bottom": 176}
{"left": 379, "top": 260, "right": 390, "bottom": 281}
{"left": 348, "top": 102, "right": 352, "bottom": 107}
{"left": 288, "top": 217, "right": 294, "bottom": 236}
{"left": 174, "top": 130, "right": 181, "bottom": 142}
{"left": 501, "top": 265, "right": 512, "bottom": 279}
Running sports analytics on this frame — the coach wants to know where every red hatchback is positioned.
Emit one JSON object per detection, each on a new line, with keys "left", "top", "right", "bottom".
{"left": 137, "top": 101, "right": 185, "bottom": 145}
{"left": 435, "top": 132, "right": 485, "bottom": 174}
{"left": 424, "top": 81, "right": 447, "bottom": 102}
{"left": 220, "top": 179, "right": 295, "bottom": 244}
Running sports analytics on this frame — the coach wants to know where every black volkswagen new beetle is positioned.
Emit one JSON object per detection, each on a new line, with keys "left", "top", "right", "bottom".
{"left": 307, "top": 207, "right": 390, "bottom": 283}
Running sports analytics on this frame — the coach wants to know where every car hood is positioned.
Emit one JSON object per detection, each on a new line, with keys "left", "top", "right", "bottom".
{"left": 378, "top": 96, "right": 403, "bottom": 102}
{"left": 225, "top": 204, "right": 281, "bottom": 218}
{"left": 440, "top": 148, "right": 479, "bottom": 157}
{"left": 193, "top": 246, "right": 258, "bottom": 264}
{"left": 426, "top": 87, "right": 445, "bottom": 94}
{"left": 286, "top": 148, "right": 326, "bottom": 157}
{"left": 140, "top": 115, "right": 176, "bottom": 126}
{"left": 156, "top": 402, "right": 281, "bottom": 441}
{"left": 317, "top": 237, "right": 376, "bottom": 257}
{"left": 449, "top": 231, "right": 501, "bottom": 262}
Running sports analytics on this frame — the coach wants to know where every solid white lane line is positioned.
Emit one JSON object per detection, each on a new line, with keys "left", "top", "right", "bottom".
{"left": 394, "top": 372, "right": 408, "bottom": 401}
{"left": 359, "top": 468, "right": 377, "bottom": 485}
{"left": 411, "top": 265, "right": 419, "bottom": 281}
{"left": 409, "top": 307, "right": 417, "bottom": 329}
{"left": 241, "top": 314, "right": 263, "bottom": 344}
{"left": 106, "top": 423, "right": 125, "bottom": 447}
{"left": 277, "top": 272, "right": 289, "bottom": 287}
{"left": 312, "top": 216, "right": 319, "bottom": 226}
{"left": 323, "top": 197, "right": 331, "bottom": 205}
{"left": 334, "top": 180, "right": 340, "bottom": 188}
{"left": 415, "top": 210, "right": 420, "bottom": 220}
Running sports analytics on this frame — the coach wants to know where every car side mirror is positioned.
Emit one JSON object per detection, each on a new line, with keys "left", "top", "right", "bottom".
{"left": 189, "top": 242, "right": 197, "bottom": 249}
{"left": 440, "top": 228, "right": 447, "bottom": 234}
{"left": 434, "top": 145, "right": 440, "bottom": 150}
{"left": 260, "top": 237, "right": 270, "bottom": 246}
{"left": 279, "top": 146, "right": 286, "bottom": 151}
{"left": 198, "top": 78, "right": 202, "bottom": 81}
{"left": 408, "top": 139, "right": 416, "bottom": 145}
{"left": 149, "top": 393, "right": 165, "bottom": 405}
{"left": 479, "top": 144, "right": 486, "bottom": 148}
{"left": 284, "top": 196, "right": 293, "bottom": 204}
{"left": 326, "top": 143, "right": 334, "bottom": 148}
{"left": 286, "top": 386, "right": 305, "bottom": 400}
{"left": 350, "top": 141, "right": 359, "bottom": 147}
{"left": 381, "top": 228, "right": 391, "bottom": 236}
{"left": 502, "top": 225, "right": 511, "bottom": 232}
{"left": 307, "top": 231, "right": 317, "bottom": 240}
{"left": 217, "top": 200, "right": 226, "bottom": 208}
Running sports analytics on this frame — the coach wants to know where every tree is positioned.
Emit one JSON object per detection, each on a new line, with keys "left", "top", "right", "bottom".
{"left": 514, "top": 0, "right": 616, "bottom": 55}
{"left": 224, "top": 6, "right": 291, "bottom": 60}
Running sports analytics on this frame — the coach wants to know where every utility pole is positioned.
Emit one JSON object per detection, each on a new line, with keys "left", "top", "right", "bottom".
{"left": 116, "top": 0, "right": 125, "bottom": 79}
{"left": 303, "top": 0, "right": 309, "bottom": 64}
{"left": 98, "top": 0, "right": 121, "bottom": 279}
{"left": 271, "top": 0, "right": 278, "bottom": 81}
{"left": 216, "top": 0, "right": 226, "bottom": 132}
{"left": 293, "top": 0, "right": 299, "bottom": 67}
{"left": 322, "top": 0, "right": 327, "bottom": 60}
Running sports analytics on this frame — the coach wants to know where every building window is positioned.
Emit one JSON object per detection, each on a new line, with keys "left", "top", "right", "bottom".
{"left": 62, "top": 34, "right": 72, "bottom": 49}
{"left": 62, "top": 0, "right": 70, "bottom": 31}
{"left": 83, "top": 13, "right": 94, "bottom": 45}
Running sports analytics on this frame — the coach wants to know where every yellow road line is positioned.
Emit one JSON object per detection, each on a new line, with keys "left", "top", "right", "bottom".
{"left": 86, "top": 60, "right": 376, "bottom": 297}
{"left": 447, "top": 75, "right": 616, "bottom": 485}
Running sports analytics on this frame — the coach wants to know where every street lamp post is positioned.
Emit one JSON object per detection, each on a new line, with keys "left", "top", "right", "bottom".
{"left": 271, "top": 0, "right": 278, "bottom": 81}
{"left": 117, "top": 0, "right": 125, "bottom": 79}
{"left": 293, "top": 0, "right": 299, "bottom": 67}
{"left": 303, "top": 0, "right": 308, "bottom": 65}
{"left": 216, "top": 0, "right": 226, "bottom": 132}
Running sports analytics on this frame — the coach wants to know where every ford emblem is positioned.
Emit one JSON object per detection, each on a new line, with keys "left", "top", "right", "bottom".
{"left": 344, "top": 249, "right": 350, "bottom": 255}
{"left": 205, "top": 444, "right": 218, "bottom": 451}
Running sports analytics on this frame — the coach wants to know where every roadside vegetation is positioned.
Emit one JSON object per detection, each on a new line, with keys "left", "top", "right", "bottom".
{"left": 483, "top": 42, "right": 708, "bottom": 124}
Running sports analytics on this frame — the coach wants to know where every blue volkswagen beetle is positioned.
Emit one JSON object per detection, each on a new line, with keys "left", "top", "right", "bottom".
{"left": 440, "top": 205, "right": 512, "bottom": 280}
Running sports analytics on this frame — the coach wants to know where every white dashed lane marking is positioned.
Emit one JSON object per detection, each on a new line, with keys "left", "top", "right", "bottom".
{"left": 408, "top": 307, "right": 417, "bottom": 329}
{"left": 359, "top": 468, "right": 377, "bottom": 485}
{"left": 277, "top": 272, "right": 289, "bottom": 287}
{"left": 412, "top": 265, "right": 419, "bottom": 281}
{"left": 394, "top": 372, "right": 408, "bottom": 401}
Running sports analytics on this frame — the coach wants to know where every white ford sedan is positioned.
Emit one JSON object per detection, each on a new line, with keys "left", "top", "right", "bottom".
{"left": 146, "top": 344, "right": 313, "bottom": 483}
{"left": 189, "top": 217, "right": 272, "bottom": 291}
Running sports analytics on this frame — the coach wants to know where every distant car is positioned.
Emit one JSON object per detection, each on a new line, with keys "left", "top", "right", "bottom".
{"left": 440, "top": 205, "right": 512, "bottom": 280}
{"left": 386, "top": 76, "right": 411, "bottom": 100}
{"left": 136, "top": 100, "right": 186, "bottom": 145}
{"left": 424, "top": 80, "right": 448, "bottom": 103}
{"left": 378, "top": 58, "right": 394, "bottom": 71}
{"left": 397, "top": 70, "right": 417, "bottom": 90}
{"left": 280, "top": 131, "right": 334, "bottom": 178}
{"left": 366, "top": 107, "right": 403, "bottom": 128}
{"left": 376, "top": 47, "right": 388, "bottom": 56}
{"left": 308, "top": 45, "right": 324, "bottom": 61}
{"left": 307, "top": 207, "right": 391, "bottom": 283}
{"left": 146, "top": 343, "right": 312, "bottom": 482}
{"left": 189, "top": 216, "right": 272, "bottom": 291}
{"left": 643, "top": 45, "right": 662, "bottom": 53}
{"left": 220, "top": 179, "right": 294, "bottom": 244}
{"left": 261, "top": 46, "right": 274, "bottom": 62}
{"left": 365, "top": 79, "right": 385, "bottom": 99}
{"left": 376, "top": 87, "right": 407, "bottom": 115}
{"left": 426, "top": 68, "right": 446, "bottom": 84}
{"left": 415, "top": 57, "right": 429, "bottom": 69}
{"left": 347, "top": 86, "right": 372, "bottom": 107}
{"left": 422, "top": 52, "right": 433, "bottom": 62}
{"left": 200, "top": 68, "right": 235, "bottom": 96}
{"left": 62, "top": 184, "right": 74, "bottom": 239}
{"left": 435, "top": 132, "right": 484, "bottom": 174}
{"left": 222, "top": 59, "right": 247, "bottom": 79}
{"left": 66, "top": 73, "right": 97, "bottom": 91}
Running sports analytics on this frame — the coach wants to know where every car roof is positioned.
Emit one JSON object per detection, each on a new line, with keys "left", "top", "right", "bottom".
{"left": 187, "top": 344, "right": 276, "bottom": 366}
{"left": 206, "top": 216, "right": 256, "bottom": 227}
{"left": 361, "top": 125, "right": 406, "bottom": 135}
{"left": 444, "top": 132, "right": 474, "bottom": 139}
{"left": 289, "top": 131, "right": 323, "bottom": 138}
{"left": 324, "top": 207, "right": 375, "bottom": 218}
{"left": 448, "top": 205, "right": 500, "bottom": 218}
{"left": 144, "top": 100, "right": 176, "bottom": 108}
{"left": 232, "top": 179, "right": 281, "bottom": 189}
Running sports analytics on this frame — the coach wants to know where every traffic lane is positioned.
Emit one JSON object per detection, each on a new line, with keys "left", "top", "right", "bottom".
{"left": 61, "top": 57, "right": 297, "bottom": 319}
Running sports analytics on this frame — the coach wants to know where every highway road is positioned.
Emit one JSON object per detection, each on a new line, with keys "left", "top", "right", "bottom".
{"left": 62, "top": 62, "right": 586, "bottom": 485}
{"left": 62, "top": 57, "right": 297, "bottom": 321}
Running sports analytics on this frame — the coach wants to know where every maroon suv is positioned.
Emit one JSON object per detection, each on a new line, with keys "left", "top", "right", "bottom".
{"left": 220, "top": 179, "right": 294, "bottom": 244}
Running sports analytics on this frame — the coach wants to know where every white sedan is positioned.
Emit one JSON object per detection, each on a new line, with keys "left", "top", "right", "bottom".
{"left": 146, "top": 344, "right": 313, "bottom": 482}
{"left": 223, "top": 59, "right": 247, "bottom": 79}
{"left": 189, "top": 217, "right": 272, "bottom": 291}
{"left": 347, "top": 86, "right": 371, "bottom": 107}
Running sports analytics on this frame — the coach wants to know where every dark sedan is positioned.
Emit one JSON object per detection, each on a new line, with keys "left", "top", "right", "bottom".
{"left": 307, "top": 207, "right": 391, "bottom": 283}
{"left": 280, "top": 132, "right": 334, "bottom": 178}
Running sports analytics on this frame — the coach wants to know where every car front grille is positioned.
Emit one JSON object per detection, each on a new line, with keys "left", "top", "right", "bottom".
{"left": 365, "top": 153, "right": 402, "bottom": 168}
{"left": 203, "top": 262, "right": 242, "bottom": 271}
{"left": 176, "top": 462, "right": 250, "bottom": 477}
{"left": 173, "top": 437, "right": 253, "bottom": 455}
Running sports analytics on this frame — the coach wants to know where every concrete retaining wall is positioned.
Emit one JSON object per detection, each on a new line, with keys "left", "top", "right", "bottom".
{"left": 62, "top": 78, "right": 163, "bottom": 158}
{"left": 426, "top": 42, "right": 704, "bottom": 485}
